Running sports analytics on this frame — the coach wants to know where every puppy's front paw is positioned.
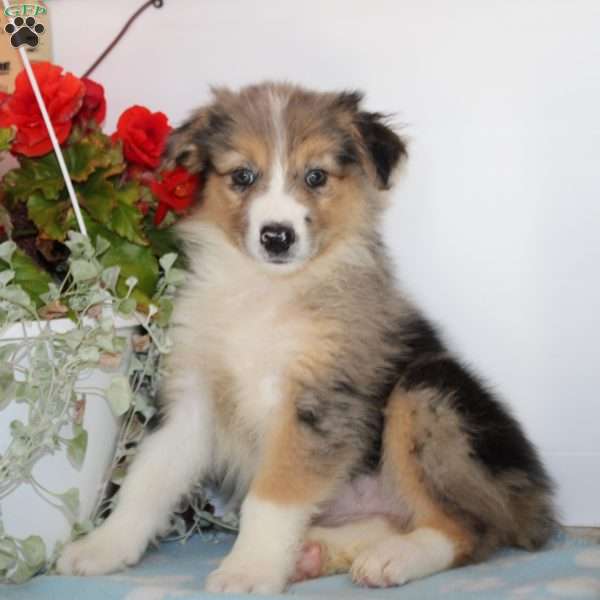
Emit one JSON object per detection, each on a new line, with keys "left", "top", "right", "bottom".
{"left": 205, "top": 561, "right": 287, "bottom": 594}
{"left": 56, "top": 524, "right": 146, "bottom": 576}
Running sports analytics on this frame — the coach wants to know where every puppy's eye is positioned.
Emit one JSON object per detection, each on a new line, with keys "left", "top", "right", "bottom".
{"left": 231, "top": 168, "right": 257, "bottom": 188}
{"left": 305, "top": 169, "right": 328, "bottom": 189}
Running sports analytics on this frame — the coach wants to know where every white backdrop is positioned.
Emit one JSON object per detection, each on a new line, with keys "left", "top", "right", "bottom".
{"left": 51, "top": 0, "right": 600, "bottom": 525}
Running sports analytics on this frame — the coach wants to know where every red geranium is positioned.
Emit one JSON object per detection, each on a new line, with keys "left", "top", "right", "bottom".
{"left": 0, "top": 62, "right": 85, "bottom": 157}
{"left": 112, "top": 105, "right": 171, "bottom": 170}
{"left": 151, "top": 167, "right": 199, "bottom": 225}
{"left": 77, "top": 77, "right": 106, "bottom": 126}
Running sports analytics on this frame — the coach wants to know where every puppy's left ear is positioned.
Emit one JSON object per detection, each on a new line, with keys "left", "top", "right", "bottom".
{"left": 163, "top": 110, "right": 208, "bottom": 173}
{"left": 356, "top": 112, "right": 407, "bottom": 189}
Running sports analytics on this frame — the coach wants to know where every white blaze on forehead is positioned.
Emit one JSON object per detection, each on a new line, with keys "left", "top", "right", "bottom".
{"left": 245, "top": 92, "right": 312, "bottom": 268}
{"left": 251, "top": 159, "right": 308, "bottom": 226}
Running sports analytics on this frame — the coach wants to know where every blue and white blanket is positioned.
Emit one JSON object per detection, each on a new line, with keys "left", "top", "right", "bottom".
{"left": 2, "top": 531, "right": 599, "bottom": 600}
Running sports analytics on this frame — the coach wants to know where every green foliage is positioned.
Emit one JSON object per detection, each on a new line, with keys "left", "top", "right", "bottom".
{"left": 108, "top": 182, "right": 147, "bottom": 246}
{"left": 106, "top": 376, "right": 132, "bottom": 416}
{"left": 0, "top": 534, "right": 46, "bottom": 583}
{"left": 0, "top": 232, "right": 187, "bottom": 583}
{"left": 2, "top": 131, "right": 125, "bottom": 205}
{"left": 66, "top": 425, "right": 88, "bottom": 469}
{"left": 2, "top": 152, "right": 65, "bottom": 201}
{"left": 0, "top": 241, "right": 53, "bottom": 312}
{"left": 86, "top": 221, "right": 159, "bottom": 306}
{"left": 27, "top": 193, "right": 74, "bottom": 240}
{"left": 0, "top": 127, "right": 161, "bottom": 307}
{"left": 77, "top": 171, "right": 115, "bottom": 223}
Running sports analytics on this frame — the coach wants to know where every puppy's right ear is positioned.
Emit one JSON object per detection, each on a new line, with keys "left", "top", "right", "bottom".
{"left": 163, "top": 105, "right": 231, "bottom": 173}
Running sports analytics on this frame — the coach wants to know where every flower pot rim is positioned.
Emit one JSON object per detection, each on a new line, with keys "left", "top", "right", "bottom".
{"left": 1, "top": 315, "right": 140, "bottom": 341}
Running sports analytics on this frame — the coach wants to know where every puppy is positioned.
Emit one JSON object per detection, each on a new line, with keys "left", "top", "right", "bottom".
{"left": 58, "top": 83, "right": 554, "bottom": 593}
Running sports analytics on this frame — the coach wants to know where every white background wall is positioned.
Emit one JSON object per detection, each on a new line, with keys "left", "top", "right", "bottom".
{"left": 51, "top": 0, "right": 600, "bottom": 525}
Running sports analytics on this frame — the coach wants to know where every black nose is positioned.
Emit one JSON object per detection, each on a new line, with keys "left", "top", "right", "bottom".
{"left": 260, "top": 223, "right": 296, "bottom": 256}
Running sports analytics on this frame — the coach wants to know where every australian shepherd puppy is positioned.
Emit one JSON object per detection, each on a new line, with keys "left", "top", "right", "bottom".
{"left": 58, "top": 83, "right": 554, "bottom": 593}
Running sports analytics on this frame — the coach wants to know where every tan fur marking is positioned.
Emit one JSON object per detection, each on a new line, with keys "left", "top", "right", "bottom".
{"left": 383, "top": 387, "right": 476, "bottom": 565}
{"left": 194, "top": 179, "right": 246, "bottom": 248}
{"left": 252, "top": 398, "right": 351, "bottom": 505}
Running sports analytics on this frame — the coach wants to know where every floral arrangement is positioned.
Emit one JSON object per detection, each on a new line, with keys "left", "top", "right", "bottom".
{"left": 0, "top": 61, "right": 199, "bottom": 308}
{"left": 0, "top": 63, "right": 231, "bottom": 585}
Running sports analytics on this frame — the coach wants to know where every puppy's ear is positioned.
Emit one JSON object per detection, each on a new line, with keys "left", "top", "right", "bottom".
{"left": 163, "top": 111, "right": 206, "bottom": 172}
{"left": 163, "top": 106, "right": 231, "bottom": 173}
{"left": 356, "top": 111, "right": 407, "bottom": 189}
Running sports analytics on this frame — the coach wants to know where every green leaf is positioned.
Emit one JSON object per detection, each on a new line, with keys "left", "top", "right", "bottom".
{"left": 95, "top": 235, "right": 111, "bottom": 257}
{"left": 108, "top": 183, "right": 147, "bottom": 246}
{"left": 62, "top": 328, "right": 85, "bottom": 350}
{"left": 156, "top": 297, "right": 174, "bottom": 327}
{"left": 0, "top": 240, "right": 17, "bottom": 264}
{"left": 66, "top": 425, "right": 88, "bottom": 469}
{"left": 70, "top": 259, "right": 99, "bottom": 282}
{"left": 63, "top": 132, "right": 125, "bottom": 182}
{"left": 0, "top": 270, "right": 15, "bottom": 286}
{"left": 0, "top": 127, "right": 14, "bottom": 153}
{"left": 96, "top": 333, "right": 116, "bottom": 353}
{"left": 0, "top": 364, "right": 14, "bottom": 384}
{"left": 0, "top": 539, "right": 17, "bottom": 571}
{"left": 8, "top": 560, "right": 35, "bottom": 584}
{"left": 166, "top": 267, "right": 186, "bottom": 286}
{"left": 159, "top": 253, "right": 177, "bottom": 274}
{"left": 27, "top": 192, "right": 74, "bottom": 240}
{"left": 76, "top": 172, "right": 115, "bottom": 224}
{"left": 0, "top": 342, "right": 19, "bottom": 363}
{"left": 57, "top": 487, "right": 80, "bottom": 520}
{"left": 4, "top": 250, "right": 53, "bottom": 307}
{"left": 118, "top": 297, "right": 136, "bottom": 316}
{"left": 101, "top": 265, "right": 120, "bottom": 291}
{"left": 145, "top": 220, "right": 186, "bottom": 268}
{"left": 64, "top": 231, "right": 95, "bottom": 259}
{"left": 0, "top": 365, "right": 15, "bottom": 408}
{"left": 78, "top": 346, "right": 100, "bottom": 363}
{"left": 0, "top": 286, "right": 36, "bottom": 315}
{"left": 86, "top": 221, "right": 159, "bottom": 306}
{"left": 106, "top": 376, "right": 132, "bottom": 416}
{"left": 2, "top": 153, "right": 64, "bottom": 201}
{"left": 20, "top": 535, "right": 46, "bottom": 569}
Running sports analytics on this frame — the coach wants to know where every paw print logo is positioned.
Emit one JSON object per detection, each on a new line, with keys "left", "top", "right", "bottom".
{"left": 4, "top": 16, "right": 45, "bottom": 48}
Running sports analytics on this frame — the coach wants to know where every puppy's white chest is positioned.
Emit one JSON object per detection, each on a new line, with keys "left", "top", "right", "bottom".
{"left": 221, "top": 299, "right": 296, "bottom": 424}
{"left": 195, "top": 273, "right": 302, "bottom": 428}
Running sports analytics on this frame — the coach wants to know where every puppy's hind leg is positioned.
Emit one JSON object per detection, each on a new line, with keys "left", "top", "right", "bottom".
{"left": 350, "top": 388, "right": 476, "bottom": 588}
{"left": 57, "top": 373, "right": 213, "bottom": 575}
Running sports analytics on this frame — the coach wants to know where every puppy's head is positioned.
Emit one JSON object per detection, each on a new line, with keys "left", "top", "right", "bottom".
{"left": 166, "top": 83, "right": 406, "bottom": 272}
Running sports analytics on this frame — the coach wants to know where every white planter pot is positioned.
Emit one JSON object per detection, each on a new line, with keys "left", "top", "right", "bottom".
{"left": 0, "top": 317, "right": 136, "bottom": 554}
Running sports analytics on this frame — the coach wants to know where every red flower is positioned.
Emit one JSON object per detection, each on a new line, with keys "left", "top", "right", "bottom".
{"left": 151, "top": 167, "right": 199, "bottom": 225}
{"left": 77, "top": 77, "right": 106, "bottom": 126}
{"left": 0, "top": 62, "right": 85, "bottom": 157}
{"left": 112, "top": 105, "right": 171, "bottom": 169}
